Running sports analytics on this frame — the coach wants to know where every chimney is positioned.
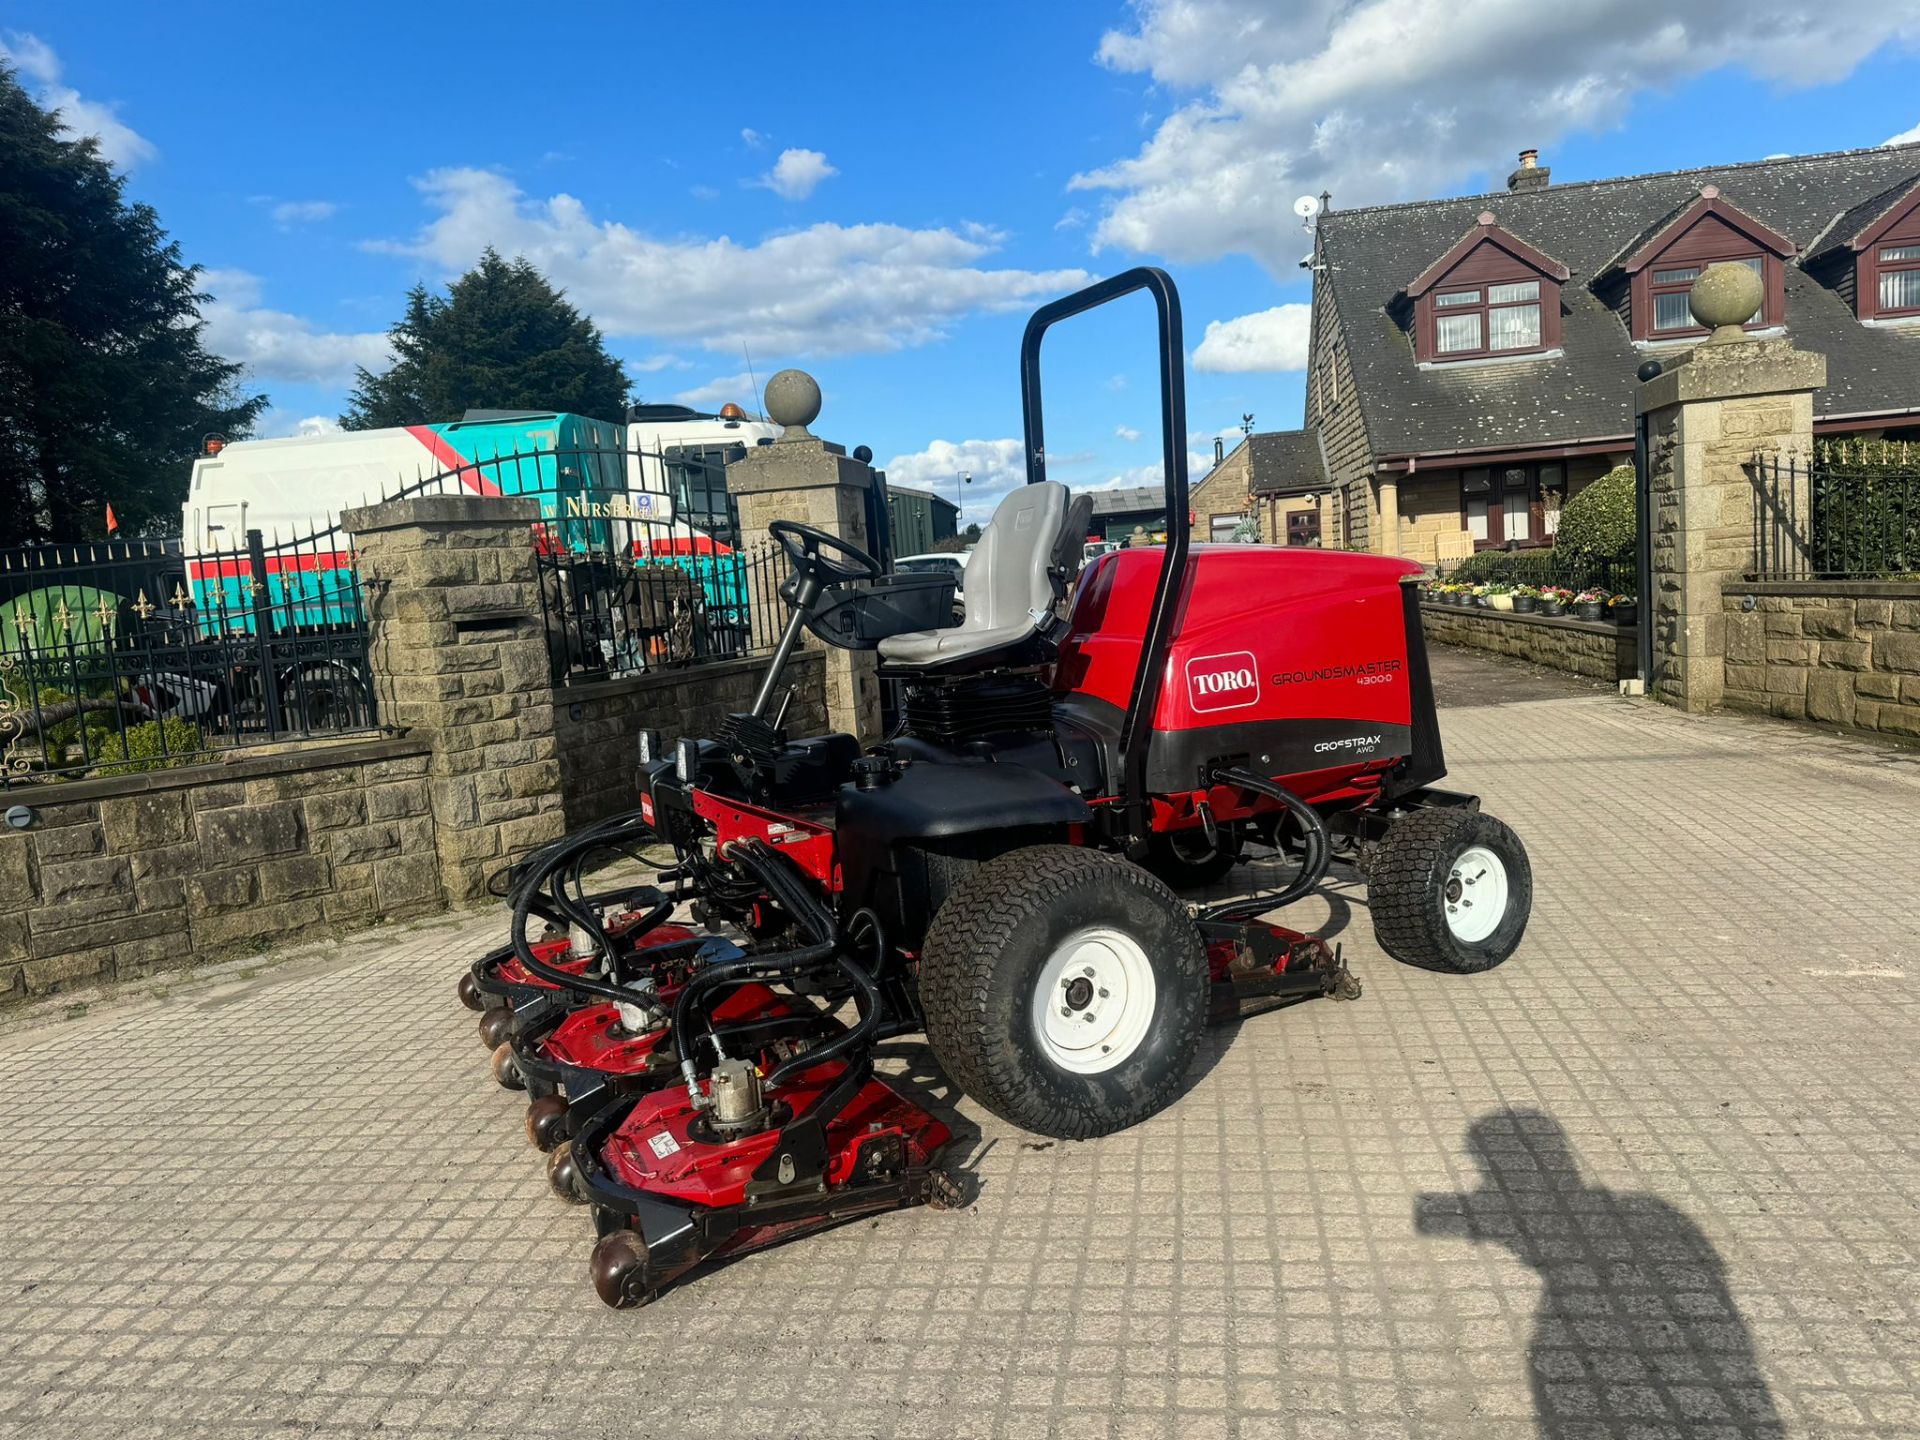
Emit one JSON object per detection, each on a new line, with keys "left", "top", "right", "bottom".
{"left": 1507, "top": 148, "right": 1550, "bottom": 193}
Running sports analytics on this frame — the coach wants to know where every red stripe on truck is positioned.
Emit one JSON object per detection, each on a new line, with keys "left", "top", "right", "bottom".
{"left": 189, "top": 550, "right": 356, "bottom": 579}
{"left": 404, "top": 425, "right": 504, "bottom": 496}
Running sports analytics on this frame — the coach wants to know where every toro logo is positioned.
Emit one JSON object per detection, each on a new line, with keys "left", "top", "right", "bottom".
{"left": 1185, "top": 650, "right": 1261, "bottom": 713}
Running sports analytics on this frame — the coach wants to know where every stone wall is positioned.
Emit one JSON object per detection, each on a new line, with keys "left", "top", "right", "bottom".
{"left": 1720, "top": 582, "right": 1920, "bottom": 739}
{"left": 0, "top": 737, "right": 439, "bottom": 1002}
{"left": 1189, "top": 450, "right": 1249, "bottom": 542}
{"left": 1420, "top": 603, "right": 1635, "bottom": 682}
{"left": 1636, "top": 337, "right": 1824, "bottom": 712}
{"left": 556, "top": 651, "right": 827, "bottom": 826}
{"left": 344, "top": 495, "right": 568, "bottom": 903}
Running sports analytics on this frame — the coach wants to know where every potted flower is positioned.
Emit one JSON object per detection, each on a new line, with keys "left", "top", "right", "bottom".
{"left": 1609, "top": 592, "right": 1638, "bottom": 626}
{"left": 1470, "top": 584, "right": 1492, "bottom": 608}
{"left": 1572, "top": 587, "right": 1607, "bottom": 621}
{"left": 1536, "top": 586, "right": 1571, "bottom": 618}
{"left": 1450, "top": 584, "right": 1471, "bottom": 606}
{"left": 1486, "top": 581, "right": 1515, "bottom": 612}
{"left": 1511, "top": 584, "right": 1539, "bottom": 615}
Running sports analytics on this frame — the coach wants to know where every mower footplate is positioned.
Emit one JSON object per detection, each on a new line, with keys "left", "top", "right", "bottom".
{"left": 1201, "top": 920, "right": 1357, "bottom": 1024}
{"left": 571, "top": 1065, "right": 952, "bottom": 1309}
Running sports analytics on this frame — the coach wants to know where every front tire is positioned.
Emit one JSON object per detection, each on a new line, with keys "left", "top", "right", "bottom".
{"left": 1367, "top": 808, "right": 1531, "bottom": 972}
{"left": 919, "top": 845, "right": 1208, "bottom": 1139}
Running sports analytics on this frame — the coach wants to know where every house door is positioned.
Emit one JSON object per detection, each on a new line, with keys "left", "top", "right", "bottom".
{"left": 1464, "top": 463, "right": 1559, "bottom": 548}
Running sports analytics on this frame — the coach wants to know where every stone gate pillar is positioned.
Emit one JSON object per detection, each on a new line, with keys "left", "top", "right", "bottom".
{"left": 726, "top": 369, "right": 885, "bottom": 740}
{"left": 1635, "top": 265, "right": 1825, "bottom": 713}
{"left": 343, "top": 494, "right": 567, "bottom": 903}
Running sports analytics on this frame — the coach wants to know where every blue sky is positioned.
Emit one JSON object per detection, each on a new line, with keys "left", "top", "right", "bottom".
{"left": 7, "top": 1, "right": 1920, "bottom": 524}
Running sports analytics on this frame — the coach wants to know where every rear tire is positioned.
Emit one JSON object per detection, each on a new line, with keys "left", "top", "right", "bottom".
{"left": 1367, "top": 808, "right": 1531, "bottom": 972}
{"left": 919, "top": 845, "right": 1208, "bottom": 1139}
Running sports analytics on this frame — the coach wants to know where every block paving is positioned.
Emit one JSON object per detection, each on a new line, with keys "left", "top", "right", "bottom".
{"left": 1, "top": 650, "right": 1916, "bottom": 1438}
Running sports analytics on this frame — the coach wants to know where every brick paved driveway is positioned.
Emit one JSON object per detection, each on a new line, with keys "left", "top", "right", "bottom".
{"left": 2, "top": 649, "right": 1916, "bottom": 1439}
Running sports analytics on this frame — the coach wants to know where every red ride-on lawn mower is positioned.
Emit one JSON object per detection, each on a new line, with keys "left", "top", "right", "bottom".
{"left": 463, "top": 268, "right": 1532, "bottom": 1309}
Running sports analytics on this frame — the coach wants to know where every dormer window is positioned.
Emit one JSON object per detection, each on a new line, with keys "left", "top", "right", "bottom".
{"left": 1651, "top": 257, "right": 1764, "bottom": 332}
{"left": 1606, "top": 187, "right": 1792, "bottom": 342}
{"left": 1433, "top": 281, "right": 1543, "bottom": 355}
{"left": 1803, "top": 172, "right": 1920, "bottom": 322}
{"left": 1878, "top": 244, "right": 1920, "bottom": 314}
{"left": 1405, "top": 213, "right": 1568, "bottom": 364}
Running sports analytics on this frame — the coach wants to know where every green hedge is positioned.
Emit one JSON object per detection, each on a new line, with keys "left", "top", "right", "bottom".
{"left": 1555, "top": 464, "right": 1636, "bottom": 563}
{"left": 92, "top": 717, "right": 202, "bottom": 777}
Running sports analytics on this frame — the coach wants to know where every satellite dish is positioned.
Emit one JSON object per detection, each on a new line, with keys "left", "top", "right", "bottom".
{"left": 1292, "top": 194, "right": 1321, "bottom": 219}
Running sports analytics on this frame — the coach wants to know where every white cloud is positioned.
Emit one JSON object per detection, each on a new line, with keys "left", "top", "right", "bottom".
{"left": 1888, "top": 120, "right": 1920, "bottom": 145}
{"left": 199, "top": 269, "right": 392, "bottom": 385}
{"left": 884, "top": 437, "right": 1027, "bottom": 525}
{"left": 367, "top": 167, "right": 1088, "bottom": 357}
{"left": 254, "top": 409, "right": 346, "bottom": 439}
{"left": 631, "top": 353, "right": 686, "bottom": 373}
{"left": 1073, "top": 0, "right": 1920, "bottom": 271}
{"left": 270, "top": 199, "right": 339, "bottom": 228}
{"left": 1115, "top": 424, "right": 1142, "bottom": 442}
{"left": 1, "top": 32, "right": 156, "bottom": 170}
{"left": 760, "top": 147, "right": 838, "bottom": 201}
{"left": 741, "top": 127, "right": 767, "bottom": 149}
{"left": 1191, "top": 304, "right": 1312, "bottom": 372}
{"left": 672, "top": 373, "right": 759, "bottom": 408}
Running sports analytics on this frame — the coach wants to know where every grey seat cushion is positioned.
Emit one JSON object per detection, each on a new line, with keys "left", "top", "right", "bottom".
{"left": 878, "top": 482, "right": 1071, "bottom": 667}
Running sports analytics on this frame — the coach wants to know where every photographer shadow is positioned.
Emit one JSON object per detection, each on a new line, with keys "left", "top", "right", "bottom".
{"left": 1416, "top": 1108, "right": 1782, "bottom": 1438}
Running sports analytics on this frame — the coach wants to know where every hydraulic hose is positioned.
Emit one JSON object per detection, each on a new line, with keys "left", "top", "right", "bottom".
{"left": 763, "top": 953, "right": 882, "bottom": 1092}
{"left": 1197, "top": 765, "right": 1331, "bottom": 922}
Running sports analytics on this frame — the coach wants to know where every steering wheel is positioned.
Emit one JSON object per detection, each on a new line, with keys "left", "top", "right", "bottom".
{"left": 768, "top": 520, "right": 883, "bottom": 587}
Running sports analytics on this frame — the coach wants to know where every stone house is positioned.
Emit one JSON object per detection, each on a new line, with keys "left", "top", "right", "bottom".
{"left": 1187, "top": 429, "right": 1331, "bottom": 544}
{"left": 1288, "top": 141, "right": 1920, "bottom": 564}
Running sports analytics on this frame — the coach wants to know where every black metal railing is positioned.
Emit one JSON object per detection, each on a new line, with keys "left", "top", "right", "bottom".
{"left": 358, "top": 441, "right": 802, "bottom": 685}
{"left": 1, "top": 526, "right": 376, "bottom": 787}
{"left": 535, "top": 535, "right": 790, "bottom": 681}
{"left": 1749, "top": 442, "right": 1920, "bottom": 579}
{"left": 1436, "top": 546, "right": 1640, "bottom": 600}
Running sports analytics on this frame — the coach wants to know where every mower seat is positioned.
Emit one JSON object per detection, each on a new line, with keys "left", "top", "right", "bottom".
{"left": 879, "top": 482, "right": 1081, "bottom": 670}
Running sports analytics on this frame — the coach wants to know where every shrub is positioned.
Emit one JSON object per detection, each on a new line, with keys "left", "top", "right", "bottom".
{"left": 1555, "top": 464, "right": 1636, "bottom": 563}
{"left": 92, "top": 717, "right": 202, "bottom": 777}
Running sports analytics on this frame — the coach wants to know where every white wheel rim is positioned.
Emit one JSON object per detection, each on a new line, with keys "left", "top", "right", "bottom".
{"left": 1443, "top": 845, "right": 1509, "bottom": 944}
{"left": 1030, "top": 926, "right": 1157, "bottom": 1075}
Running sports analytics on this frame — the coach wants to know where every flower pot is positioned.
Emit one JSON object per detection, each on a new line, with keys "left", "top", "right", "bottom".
{"left": 1451, "top": 592, "right": 1469, "bottom": 606}
{"left": 1536, "top": 599, "right": 1565, "bottom": 618}
{"left": 1488, "top": 593, "right": 1514, "bottom": 612}
{"left": 1573, "top": 601, "right": 1604, "bottom": 621}
{"left": 1511, "top": 595, "right": 1538, "bottom": 614}
{"left": 1473, "top": 594, "right": 1491, "bottom": 608}
{"left": 1612, "top": 602, "right": 1638, "bottom": 626}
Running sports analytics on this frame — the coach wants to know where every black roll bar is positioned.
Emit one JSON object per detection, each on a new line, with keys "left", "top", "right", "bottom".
{"left": 1018, "top": 267, "right": 1191, "bottom": 848}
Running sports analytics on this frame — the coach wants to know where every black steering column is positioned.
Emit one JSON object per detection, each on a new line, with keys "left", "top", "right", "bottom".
{"left": 749, "top": 520, "right": 883, "bottom": 720}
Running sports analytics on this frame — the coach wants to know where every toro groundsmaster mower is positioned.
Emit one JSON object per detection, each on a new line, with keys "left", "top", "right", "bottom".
{"left": 458, "top": 268, "right": 1532, "bottom": 1308}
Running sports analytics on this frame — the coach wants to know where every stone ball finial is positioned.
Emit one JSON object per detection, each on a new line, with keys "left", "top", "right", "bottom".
{"left": 1690, "top": 261, "right": 1764, "bottom": 343}
{"left": 764, "top": 369, "right": 822, "bottom": 439}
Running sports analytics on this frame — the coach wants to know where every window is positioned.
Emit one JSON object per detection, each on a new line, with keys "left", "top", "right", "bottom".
{"left": 1649, "top": 255, "right": 1763, "bottom": 334}
{"left": 1539, "top": 463, "right": 1565, "bottom": 537}
{"left": 1431, "top": 280, "right": 1542, "bottom": 357}
{"left": 1879, "top": 244, "right": 1920, "bottom": 314}
{"left": 1501, "top": 467, "right": 1532, "bottom": 543}
{"left": 1210, "top": 514, "right": 1243, "bottom": 543}
{"left": 1460, "top": 463, "right": 1559, "bottom": 548}
{"left": 1463, "top": 468, "right": 1491, "bottom": 542}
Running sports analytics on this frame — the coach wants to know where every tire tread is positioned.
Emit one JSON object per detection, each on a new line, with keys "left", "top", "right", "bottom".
{"left": 919, "top": 844, "right": 1206, "bottom": 1139}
